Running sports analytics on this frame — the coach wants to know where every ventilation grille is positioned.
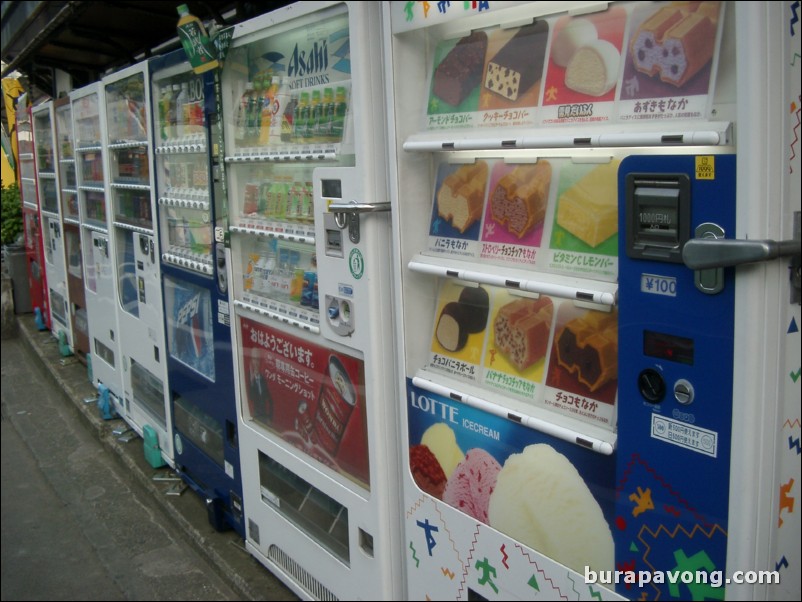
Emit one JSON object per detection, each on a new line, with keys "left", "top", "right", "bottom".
{"left": 267, "top": 544, "right": 339, "bottom": 601}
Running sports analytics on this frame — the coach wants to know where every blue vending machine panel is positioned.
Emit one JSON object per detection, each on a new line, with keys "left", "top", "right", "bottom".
{"left": 616, "top": 154, "right": 736, "bottom": 600}
{"left": 152, "top": 49, "right": 242, "bottom": 537}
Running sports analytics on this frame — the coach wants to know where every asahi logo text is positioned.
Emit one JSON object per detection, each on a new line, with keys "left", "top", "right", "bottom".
{"left": 288, "top": 39, "right": 328, "bottom": 78}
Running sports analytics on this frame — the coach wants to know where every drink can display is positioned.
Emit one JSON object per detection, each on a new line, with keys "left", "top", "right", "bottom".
{"left": 313, "top": 356, "right": 357, "bottom": 456}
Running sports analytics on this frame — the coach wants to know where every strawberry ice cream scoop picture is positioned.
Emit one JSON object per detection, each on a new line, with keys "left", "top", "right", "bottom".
{"left": 442, "top": 448, "right": 501, "bottom": 523}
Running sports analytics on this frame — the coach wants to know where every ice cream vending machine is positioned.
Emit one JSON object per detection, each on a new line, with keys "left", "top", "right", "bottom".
{"left": 384, "top": 1, "right": 800, "bottom": 601}
{"left": 221, "top": 2, "right": 402, "bottom": 598}
{"left": 149, "top": 48, "right": 242, "bottom": 534}
{"left": 56, "top": 95, "right": 90, "bottom": 359}
{"left": 17, "top": 95, "right": 49, "bottom": 328}
{"left": 33, "top": 98, "right": 72, "bottom": 352}
{"left": 71, "top": 82, "right": 124, "bottom": 409}
{"left": 103, "top": 61, "right": 173, "bottom": 465}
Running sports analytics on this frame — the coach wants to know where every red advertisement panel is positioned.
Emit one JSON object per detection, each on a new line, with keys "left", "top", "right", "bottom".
{"left": 240, "top": 316, "right": 369, "bottom": 488}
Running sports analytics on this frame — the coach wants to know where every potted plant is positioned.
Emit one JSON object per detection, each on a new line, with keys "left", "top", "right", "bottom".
{"left": 1, "top": 181, "right": 23, "bottom": 248}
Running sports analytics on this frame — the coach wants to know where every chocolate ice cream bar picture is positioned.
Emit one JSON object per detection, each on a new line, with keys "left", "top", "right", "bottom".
{"left": 434, "top": 285, "right": 490, "bottom": 353}
{"left": 483, "top": 21, "right": 549, "bottom": 102}
{"left": 431, "top": 31, "right": 489, "bottom": 108}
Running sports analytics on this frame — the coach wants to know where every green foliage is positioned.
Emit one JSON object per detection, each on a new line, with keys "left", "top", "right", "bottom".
{"left": 1, "top": 182, "right": 24, "bottom": 245}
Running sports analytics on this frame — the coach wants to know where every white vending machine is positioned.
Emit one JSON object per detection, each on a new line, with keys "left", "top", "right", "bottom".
{"left": 103, "top": 61, "right": 173, "bottom": 465}
{"left": 221, "top": 2, "right": 402, "bottom": 599}
{"left": 56, "top": 95, "right": 90, "bottom": 360}
{"left": 32, "top": 99, "right": 71, "bottom": 352}
{"left": 384, "top": 1, "right": 799, "bottom": 601}
{"left": 72, "top": 82, "right": 124, "bottom": 408}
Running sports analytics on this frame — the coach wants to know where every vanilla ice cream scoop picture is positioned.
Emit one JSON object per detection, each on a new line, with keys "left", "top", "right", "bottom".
{"left": 443, "top": 448, "right": 501, "bottom": 523}
{"left": 487, "top": 444, "right": 614, "bottom": 574}
{"left": 420, "top": 422, "right": 465, "bottom": 479}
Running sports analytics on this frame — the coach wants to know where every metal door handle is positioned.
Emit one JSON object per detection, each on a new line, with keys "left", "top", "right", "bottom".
{"left": 683, "top": 237, "right": 801, "bottom": 269}
{"left": 329, "top": 201, "right": 391, "bottom": 243}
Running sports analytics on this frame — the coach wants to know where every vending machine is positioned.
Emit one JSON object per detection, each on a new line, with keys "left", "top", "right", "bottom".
{"left": 221, "top": 2, "right": 402, "bottom": 598}
{"left": 384, "top": 1, "right": 799, "bottom": 601}
{"left": 17, "top": 95, "right": 49, "bottom": 327}
{"left": 55, "top": 96, "right": 90, "bottom": 359}
{"left": 72, "top": 82, "right": 123, "bottom": 406}
{"left": 150, "top": 47, "right": 242, "bottom": 533}
{"left": 33, "top": 98, "right": 72, "bottom": 352}
{"left": 103, "top": 61, "right": 174, "bottom": 465}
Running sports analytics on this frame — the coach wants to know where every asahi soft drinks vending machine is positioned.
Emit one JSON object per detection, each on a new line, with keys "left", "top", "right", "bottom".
{"left": 384, "top": 1, "right": 799, "bottom": 600}
{"left": 150, "top": 47, "right": 242, "bottom": 533}
{"left": 17, "top": 95, "right": 49, "bottom": 328}
{"left": 72, "top": 82, "right": 123, "bottom": 408}
{"left": 56, "top": 96, "right": 90, "bottom": 360}
{"left": 33, "top": 98, "right": 72, "bottom": 352}
{"left": 103, "top": 61, "right": 173, "bottom": 465}
{"left": 221, "top": 2, "right": 402, "bottom": 598}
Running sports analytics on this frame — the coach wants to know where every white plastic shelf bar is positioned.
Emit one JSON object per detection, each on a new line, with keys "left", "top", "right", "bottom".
{"left": 37, "top": 171, "right": 57, "bottom": 179}
{"left": 81, "top": 222, "right": 108, "bottom": 234}
{"left": 225, "top": 144, "right": 338, "bottom": 163}
{"left": 110, "top": 181, "right": 150, "bottom": 191}
{"left": 155, "top": 138, "right": 207, "bottom": 154}
{"left": 63, "top": 216, "right": 81, "bottom": 226}
{"left": 408, "top": 254, "right": 617, "bottom": 306}
{"left": 162, "top": 250, "right": 213, "bottom": 275}
{"left": 230, "top": 224, "right": 315, "bottom": 245}
{"left": 234, "top": 298, "right": 320, "bottom": 334}
{"left": 75, "top": 145, "right": 102, "bottom": 152}
{"left": 412, "top": 373, "right": 616, "bottom": 455}
{"left": 78, "top": 184, "right": 105, "bottom": 192}
{"left": 158, "top": 195, "right": 210, "bottom": 212}
{"left": 403, "top": 121, "right": 732, "bottom": 153}
{"left": 108, "top": 140, "right": 147, "bottom": 150}
{"left": 113, "top": 221, "right": 153, "bottom": 236}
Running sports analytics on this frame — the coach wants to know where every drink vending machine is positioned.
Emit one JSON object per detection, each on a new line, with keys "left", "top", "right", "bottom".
{"left": 55, "top": 95, "right": 90, "bottom": 360}
{"left": 103, "top": 61, "right": 174, "bottom": 464}
{"left": 17, "top": 94, "right": 49, "bottom": 328}
{"left": 221, "top": 2, "right": 402, "bottom": 598}
{"left": 149, "top": 47, "right": 243, "bottom": 533}
{"left": 71, "top": 82, "right": 124, "bottom": 415}
{"left": 384, "top": 1, "right": 799, "bottom": 601}
{"left": 33, "top": 98, "right": 72, "bottom": 354}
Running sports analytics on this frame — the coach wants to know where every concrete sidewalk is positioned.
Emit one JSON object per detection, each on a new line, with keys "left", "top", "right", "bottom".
{"left": 1, "top": 313, "right": 298, "bottom": 601}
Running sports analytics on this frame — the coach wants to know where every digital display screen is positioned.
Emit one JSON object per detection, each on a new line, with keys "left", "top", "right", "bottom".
{"left": 322, "top": 179, "right": 342, "bottom": 199}
{"left": 643, "top": 330, "right": 694, "bottom": 365}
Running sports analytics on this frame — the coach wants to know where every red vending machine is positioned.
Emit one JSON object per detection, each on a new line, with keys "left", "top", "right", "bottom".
{"left": 16, "top": 94, "right": 49, "bottom": 328}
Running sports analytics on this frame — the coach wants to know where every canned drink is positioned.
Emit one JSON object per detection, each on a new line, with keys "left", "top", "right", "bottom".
{"left": 313, "top": 355, "right": 356, "bottom": 455}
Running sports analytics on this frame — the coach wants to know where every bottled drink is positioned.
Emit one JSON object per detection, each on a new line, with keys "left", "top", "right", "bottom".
{"left": 176, "top": 4, "right": 219, "bottom": 74}
{"left": 157, "top": 85, "right": 172, "bottom": 142}
{"left": 168, "top": 84, "right": 181, "bottom": 140}
{"left": 258, "top": 73, "right": 274, "bottom": 147}
{"left": 280, "top": 91, "right": 298, "bottom": 143}
{"left": 307, "top": 89, "right": 321, "bottom": 142}
{"left": 320, "top": 87, "right": 334, "bottom": 142}
{"left": 293, "top": 92, "right": 309, "bottom": 143}
{"left": 235, "top": 83, "right": 252, "bottom": 144}
{"left": 248, "top": 77, "right": 263, "bottom": 143}
{"left": 175, "top": 82, "right": 190, "bottom": 139}
{"left": 331, "top": 86, "right": 347, "bottom": 142}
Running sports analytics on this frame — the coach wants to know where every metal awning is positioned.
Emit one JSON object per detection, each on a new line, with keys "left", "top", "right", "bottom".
{"left": 1, "top": 1, "right": 289, "bottom": 95}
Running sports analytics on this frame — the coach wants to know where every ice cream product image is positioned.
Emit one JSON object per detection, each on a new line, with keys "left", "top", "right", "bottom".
{"left": 436, "top": 161, "right": 488, "bottom": 234}
{"left": 409, "top": 444, "right": 448, "bottom": 499}
{"left": 556, "top": 159, "right": 620, "bottom": 248}
{"left": 443, "top": 448, "right": 501, "bottom": 523}
{"left": 483, "top": 21, "right": 549, "bottom": 101}
{"left": 420, "top": 422, "right": 465, "bottom": 480}
{"left": 487, "top": 444, "right": 614, "bottom": 574}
